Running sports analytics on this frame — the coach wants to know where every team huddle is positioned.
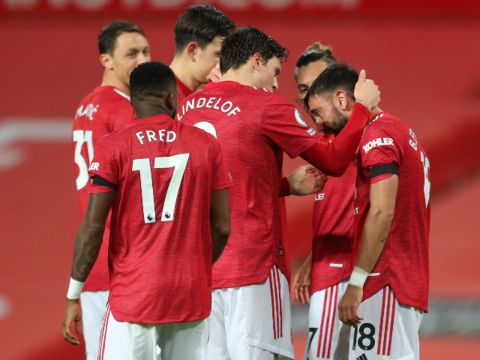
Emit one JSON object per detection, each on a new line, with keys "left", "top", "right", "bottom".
{"left": 62, "top": 5, "right": 430, "bottom": 360}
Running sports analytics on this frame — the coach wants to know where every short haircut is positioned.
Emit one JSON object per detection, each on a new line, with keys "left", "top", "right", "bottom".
{"left": 304, "top": 63, "right": 358, "bottom": 110}
{"left": 220, "top": 27, "right": 288, "bottom": 74}
{"left": 130, "top": 62, "right": 177, "bottom": 100}
{"left": 174, "top": 5, "right": 235, "bottom": 51}
{"left": 98, "top": 20, "right": 146, "bottom": 55}
{"left": 294, "top": 42, "right": 336, "bottom": 76}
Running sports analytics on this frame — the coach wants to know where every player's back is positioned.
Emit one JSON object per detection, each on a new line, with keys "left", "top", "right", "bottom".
{"left": 73, "top": 85, "right": 134, "bottom": 291}
{"left": 178, "top": 81, "right": 319, "bottom": 288}
{"left": 73, "top": 86, "right": 134, "bottom": 200}
{"left": 90, "top": 114, "right": 225, "bottom": 323}
{"left": 356, "top": 113, "right": 431, "bottom": 311}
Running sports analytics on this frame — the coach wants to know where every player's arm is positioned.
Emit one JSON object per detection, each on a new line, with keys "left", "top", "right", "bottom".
{"left": 339, "top": 172, "right": 398, "bottom": 326}
{"left": 280, "top": 165, "right": 327, "bottom": 197}
{"left": 62, "top": 189, "right": 115, "bottom": 346}
{"left": 210, "top": 189, "right": 230, "bottom": 263}
{"left": 301, "top": 70, "right": 380, "bottom": 176}
{"left": 293, "top": 251, "right": 313, "bottom": 304}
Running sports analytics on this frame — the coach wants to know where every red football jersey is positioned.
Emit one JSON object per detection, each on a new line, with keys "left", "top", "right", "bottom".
{"left": 310, "top": 159, "right": 356, "bottom": 294}
{"left": 176, "top": 77, "right": 194, "bottom": 105}
{"left": 177, "top": 81, "right": 321, "bottom": 289}
{"left": 355, "top": 112, "right": 430, "bottom": 311}
{"left": 72, "top": 86, "right": 134, "bottom": 291}
{"left": 88, "top": 114, "right": 231, "bottom": 323}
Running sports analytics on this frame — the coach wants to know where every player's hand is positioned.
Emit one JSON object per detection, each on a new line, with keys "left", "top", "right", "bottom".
{"left": 293, "top": 254, "right": 312, "bottom": 304}
{"left": 338, "top": 285, "right": 364, "bottom": 326}
{"left": 207, "top": 64, "right": 222, "bottom": 83}
{"left": 353, "top": 69, "right": 381, "bottom": 111}
{"left": 287, "top": 165, "right": 327, "bottom": 196}
{"left": 62, "top": 299, "right": 83, "bottom": 345}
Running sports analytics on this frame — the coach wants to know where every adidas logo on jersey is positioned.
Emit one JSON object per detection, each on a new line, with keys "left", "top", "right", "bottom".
{"left": 356, "top": 354, "right": 368, "bottom": 360}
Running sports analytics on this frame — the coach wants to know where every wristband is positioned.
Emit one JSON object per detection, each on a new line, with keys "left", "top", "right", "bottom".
{"left": 348, "top": 266, "right": 370, "bottom": 288}
{"left": 66, "top": 277, "right": 85, "bottom": 300}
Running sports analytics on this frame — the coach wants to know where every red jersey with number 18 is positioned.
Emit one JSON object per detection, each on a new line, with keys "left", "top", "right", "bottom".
{"left": 88, "top": 114, "right": 231, "bottom": 323}
{"left": 355, "top": 112, "right": 430, "bottom": 311}
{"left": 178, "top": 81, "right": 321, "bottom": 289}
{"left": 72, "top": 85, "right": 134, "bottom": 291}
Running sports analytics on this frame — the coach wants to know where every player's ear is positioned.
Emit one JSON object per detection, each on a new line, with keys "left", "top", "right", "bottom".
{"left": 100, "top": 53, "right": 114, "bottom": 71}
{"left": 167, "top": 92, "right": 178, "bottom": 116}
{"left": 251, "top": 53, "right": 263, "bottom": 71}
{"left": 186, "top": 42, "right": 200, "bottom": 62}
{"left": 335, "top": 90, "right": 349, "bottom": 111}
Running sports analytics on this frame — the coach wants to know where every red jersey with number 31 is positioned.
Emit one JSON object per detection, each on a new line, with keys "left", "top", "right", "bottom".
{"left": 178, "top": 81, "right": 321, "bottom": 289}
{"left": 355, "top": 112, "right": 430, "bottom": 311}
{"left": 72, "top": 86, "right": 134, "bottom": 291}
{"left": 88, "top": 114, "right": 231, "bottom": 323}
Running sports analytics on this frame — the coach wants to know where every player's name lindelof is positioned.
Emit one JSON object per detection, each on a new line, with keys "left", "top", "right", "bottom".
{"left": 177, "top": 96, "right": 241, "bottom": 120}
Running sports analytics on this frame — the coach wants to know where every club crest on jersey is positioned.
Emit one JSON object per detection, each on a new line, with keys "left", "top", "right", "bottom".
{"left": 362, "top": 137, "right": 394, "bottom": 154}
{"left": 294, "top": 109, "right": 307, "bottom": 127}
{"left": 75, "top": 103, "right": 99, "bottom": 121}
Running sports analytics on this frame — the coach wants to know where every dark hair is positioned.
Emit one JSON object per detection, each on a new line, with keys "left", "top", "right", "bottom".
{"left": 174, "top": 5, "right": 235, "bottom": 51}
{"left": 304, "top": 63, "right": 358, "bottom": 110}
{"left": 295, "top": 42, "right": 336, "bottom": 76}
{"left": 98, "top": 20, "right": 146, "bottom": 55}
{"left": 130, "top": 62, "right": 177, "bottom": 100}
{"left": 220, "top": 27, "right": 288, "bottom": 74}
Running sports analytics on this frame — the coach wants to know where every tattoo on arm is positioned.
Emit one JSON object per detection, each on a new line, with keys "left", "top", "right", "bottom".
{"left": 71, "top": 228, "right": 104, "bottom": 281}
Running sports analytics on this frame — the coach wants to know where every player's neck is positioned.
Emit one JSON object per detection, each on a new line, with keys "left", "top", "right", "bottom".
{"left": 221, "top": 69, "right": 254, "bottom": 88}
{"left": 370, "top": 106, "right": 383, "bottom": 118}
{"left": 135, "top": 104, "right": 174, "bottom": 120}
{"left": 170, "top": 56, "right": 199, "bottom": 92}
{"left": 101, "top": 72, "right": 130, "bottom": 96}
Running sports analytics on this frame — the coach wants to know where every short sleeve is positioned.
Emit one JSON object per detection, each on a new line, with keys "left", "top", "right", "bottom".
{"left": 88, "top": 141, "right": 120, "bottom": 190}
{"left": 359, "top": 123, "right": 401, "bottom": 176}
{"left": 209, "top": 137, "right": 232, "bottom": 190}
{"left": 261, "top": 95, "right": 320, "bottom": 158}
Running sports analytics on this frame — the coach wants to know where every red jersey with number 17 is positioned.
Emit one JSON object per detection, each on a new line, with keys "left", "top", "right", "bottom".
{"left": 355, "top": 112, "right": 430, "bottom": 311}
{"left": 88, "top": 114, "right": 231, "bottom": 323}
{"left": 72, "top": 86, "right": 134, "bottom": 291}
{"left": 178, "top": 81, "right": 321, "bottom": 289}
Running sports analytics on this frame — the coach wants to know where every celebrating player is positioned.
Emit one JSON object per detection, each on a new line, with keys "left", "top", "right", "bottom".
{"left": 305, "top": 63, "right": 430, "bottom": 360}
{"left": 294, "top": 42, "right": 337, "bottom": 105}
{"left": 291, "top": 43, "right": 361, "bottom": 360}
{"left": 71, "top": 20, "right": 150, "bottom": 359}
{"left": 170, "top": 4, "right": 235, "bottom": 103}
{"left": 63, "top": 61, "right": 231, "bottom": 359}
{"left": 178, "top": 27, "right": 380, "bottom": 360}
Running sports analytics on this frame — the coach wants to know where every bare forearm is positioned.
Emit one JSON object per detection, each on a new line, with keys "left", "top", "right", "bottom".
{"left": 71, "top": 224, "right": 104, "bottom": 281}
{"left": 356, "top": 209, "right": 393, "bottom": 272}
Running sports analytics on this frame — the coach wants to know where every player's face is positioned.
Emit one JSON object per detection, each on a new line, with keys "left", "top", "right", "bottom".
{"left": 194, "top": 36, "right": 224, "bottom": 85}
{"left": 307, "top": 93, "right": 349, "bottom": 134}
{"left": 110, "top": 32, "right": 151, "bottom": 88}
{"left": 295, "top": 60, "right": 329, "bottom": 101}
{"left": 255, "top": 56, "right": 281, "bottom": 91}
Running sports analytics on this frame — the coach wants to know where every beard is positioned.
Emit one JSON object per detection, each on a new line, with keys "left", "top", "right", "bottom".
{"left": 329, "top": 106, "right": 349, "bottom": 135}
